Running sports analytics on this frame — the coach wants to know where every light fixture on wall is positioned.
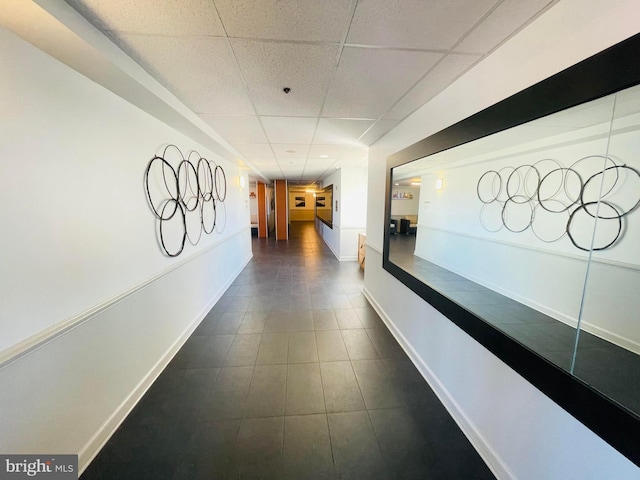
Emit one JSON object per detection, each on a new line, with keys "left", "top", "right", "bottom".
{"left": 436, "top": 178, "right": 444, "bottom": 191}
{"left": 239, "top": 176, "right": 246, "bottom": 189}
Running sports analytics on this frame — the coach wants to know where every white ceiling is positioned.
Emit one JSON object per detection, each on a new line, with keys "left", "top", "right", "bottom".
{"left": 63, "top": 0, "right": 558, "bottom": 185}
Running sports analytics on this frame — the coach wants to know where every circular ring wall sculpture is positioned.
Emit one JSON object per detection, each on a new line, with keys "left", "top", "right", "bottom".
{"left": 144, "top": 144, "right": 227, "bottom": 257}
{"left": 476, "top": 156, "right": 638, "bottom": 251}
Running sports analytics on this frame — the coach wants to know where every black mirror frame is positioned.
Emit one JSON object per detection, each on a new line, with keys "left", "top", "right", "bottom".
{"left": 383, "top": 33, "right": 640, "bottom": 467}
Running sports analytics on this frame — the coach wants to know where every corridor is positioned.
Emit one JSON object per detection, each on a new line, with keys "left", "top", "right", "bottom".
{"left": 81, "top": 222, "right": 494, "bottom": 479}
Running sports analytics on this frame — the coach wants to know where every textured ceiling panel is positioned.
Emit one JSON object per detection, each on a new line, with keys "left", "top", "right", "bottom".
{"left": 303, "top": 159, "right": 338, "bottom": 176}
{"left": 271, "top": 144, "right": 311, "bottom": 159}
{"left": 117, "top": 34, "right": 254, "bottom": 115}
{"left": 347, "top": 0, "right": 497, "bottom": 50}
{"left": 214, "top": 0, "right": 353, "bottom": 42}
{"left": 308, "top": 144, "right": 352, "bottom": 160}
{"left": 62, "top": 0, "right": 558, "bottom": 183}
{"left": 323, "top": 47, "right": 442, "bottom": 118}
{"left": 199, "top": 115, "right": 268, "bottom": 143}
{"left": 455, "top": 0, "right": 555, "bottom": 54}
{"left": 314, "top": 118, "right": 375, "bottom": 144}
{"left": 232, "top": 40, "right": 339, "bottom": 116}
{"left": 66, "top": 0, "right": 225, "bottom": 36}
{"left": 384, "top": 53, "right": 481, "bottom": 120}
{"left": 233, "top": 143, "right": 274, "bottom": 158}
{"left": 261, "top": 117, "right": 318, "bottom": 144}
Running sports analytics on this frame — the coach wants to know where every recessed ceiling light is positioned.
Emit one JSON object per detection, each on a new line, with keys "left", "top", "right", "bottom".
{"left": 319, "top": 154, "right": 329, "bottom": 159}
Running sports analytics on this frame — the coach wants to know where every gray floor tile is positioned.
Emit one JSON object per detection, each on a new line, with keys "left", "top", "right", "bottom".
{"left": 187, "top": 366, "right": 252, "bottom": 421}
{"left": 186, "top": 419, "right": 240, "bottom": 479}
{"left": 354, "top": 307, "right": 385, "bottom": 328}
{"left": 383, "top": 358, "right": 433, "bottom": 407}
{"left": 341, "top": 329, "right": 379, "bottom": 360}
{"left": 285, "top": 363, "right": 326, "bottom": 415}
{"left": 238, "top": 312, "right": 266, "bottom": 334}
{"left": 191, "top": 335, "right": 235, "bottom": 369}
{"left": 224, "top": 333, "right": 262, "bottom": 366}
{"left": 329, "top": 293, "right": 352, "bottom": 309}
{"left": 351, "top": 359, "right": 405, "bottom": 409}
{"left": 210, "top": 312, "right": 244, "bottom": 335}
{"left": 312, "top": 309, "right": 339, "bottom": 330}
{"left": 244, "top": 365, "right": 287, "bottom": 418}
{"left": 316, "top": 330, "right": 349, "bottom": 362}
{"left": 257, "top": 333, "right": 289, "bottom": 365}
{"left": 366, "top": 328, "right": 405, "bottom": 359}
{"left": 229, "top": 416, "right": 284, "bottom": 479}
{"left": 320, "top": 361, "right": 365, "bottom": 413}
{"left": 288, "top": 331, "right": 319, "bottom": 363}
{"left": 287, "top": 310, "right": 314, "bottom": 332}
{"left": 335, "top": 309, "right": 363, "bottom": 329}
{"left": 327, "top": 411, "right": 388, "bottom": 479}
{"left": 283, "top": 414, "right": 335, "bottom": 480}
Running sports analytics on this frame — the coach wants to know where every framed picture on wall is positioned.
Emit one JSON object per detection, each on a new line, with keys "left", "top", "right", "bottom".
{"left": 295, "top": 196, "right": 306, "bottom": 207}
{"left": 392, "top": 191, "right": 413, "bottom": 200}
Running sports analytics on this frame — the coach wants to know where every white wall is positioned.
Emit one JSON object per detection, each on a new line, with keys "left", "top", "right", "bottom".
{"left": 0, "top": 27, "right": 251, "bottom": 471}
{"left": 249, "top": 183, "right": 257, "bottom": 221}
{"left": 364, "top": 0, "right": 640, "bottom": 478}
{"left": 390, "top": 186, "right": 420, "bottom": 216}
{"left": 317, "top": 167, "right": 368, "bottom": 261}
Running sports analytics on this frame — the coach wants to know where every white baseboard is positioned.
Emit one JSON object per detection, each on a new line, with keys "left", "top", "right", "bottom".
{"left": 362, "top": 286, "right": 516, "bottom": 480}
{"left": 78, "top": 254, "right": 252, "bottom": 474}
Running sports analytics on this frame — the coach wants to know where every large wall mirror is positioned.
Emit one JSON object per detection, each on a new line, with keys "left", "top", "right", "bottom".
{"left": 384, "top": 34, "right": 640, "bottom": 466}
{"left": 316, "top": 184, "right": 334, "bottom": 228}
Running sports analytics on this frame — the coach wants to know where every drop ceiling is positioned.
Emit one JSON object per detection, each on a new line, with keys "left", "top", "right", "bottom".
{"left": 62, "top": 0, "right": 558, "bottom": 184}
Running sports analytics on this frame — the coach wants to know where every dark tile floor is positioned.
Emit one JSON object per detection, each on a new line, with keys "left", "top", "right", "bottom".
{"left": 388, "top": 232, "right": 640, "bottom": 416}
{"left": 81, "top": 222, "right": 495, "bottom": 479}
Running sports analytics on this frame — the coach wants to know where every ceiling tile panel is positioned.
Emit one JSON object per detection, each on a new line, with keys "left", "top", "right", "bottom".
{"left": 117, "top": 34, "right": 255, "bottom": 115}
{"left": 260, "top": 168, "right": 285, "bottom": 178}
{"left": 231, "top": 40, "right": 339, "bottom": 116}
{"left": 303, "top": 160, "right": 337, "bottom": 179}
{"left": 233, "top": 143, "right": 274, "bottom": 158}
{"left": 455, "top": 0, "right": 555, "bottom": 54}
{"left": 66, "top": 0, "right": 226, "bottom": 36}
{"left": 323, "top": 47, "right": 442, "bottom": 118}
{"left": 346, "top": 0, "right": 497, "bottom": 50}
{"left": 271, "top": 144, "right": 311, "bottom": 159}
{"left": 304, "top": 169, "right": 333, "bottom": 180}
{"left": 213, "top": 0, "right": 353, "bottom": 42}
{"left": 314, "top": 118, "right": 375, "bottom": 144}
{"left": 65, "top": 0, "right": 553, "bottom": 183}
{"left": 384, "top": 53, "right": 481, "bottom": 120}
{"left": 261, "top": 117, "right": 317, "bottom": 144}
{"left": 199, "top": 115, "right": 268, "bottom": 143}
{"left": 308, "top": 144, "right": 351, "bottom": 160}
{"left": 247, "top": 157, "right": 278, "bottom": 166}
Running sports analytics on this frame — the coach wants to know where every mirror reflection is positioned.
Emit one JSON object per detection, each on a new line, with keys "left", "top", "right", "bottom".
{"left": 316, "top": 184, "right": 333, "bottom": 228}
{"left": 389, "top": 84, "right": 640, "bottom": 416}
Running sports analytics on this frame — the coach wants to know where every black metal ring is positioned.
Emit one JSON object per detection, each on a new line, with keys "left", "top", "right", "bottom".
{"left": 159, "top": 199, "right": 186, "bottom": 257}
{"left": 566, "top": 201, "right": 622, "bottom": 251}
